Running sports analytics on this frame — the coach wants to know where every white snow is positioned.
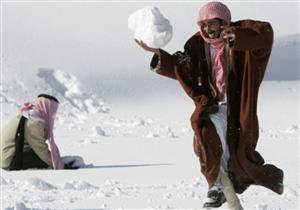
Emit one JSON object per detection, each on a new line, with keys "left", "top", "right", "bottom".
{"left": 6, "top": 202, "right": 34, "bottom": 210}
{"left": 1, "top": 2, "right": 299, "bottom": 209}
{"left": 1, "top": 71, "right": 299, "bottom": 209}
{"left": 91, "top": 126, "right": 107, "bottom": 137}
{"left": 38, "top": 68, "right": 109, "bottom": 114}
{"left": 62, "top": 180, "right": 99, "bottom": 191}
{"left": 23, "top": 178, "right": 57, "bottom": 191}
{"left": 128, "top": 6, "right": 173, "bottom": 48}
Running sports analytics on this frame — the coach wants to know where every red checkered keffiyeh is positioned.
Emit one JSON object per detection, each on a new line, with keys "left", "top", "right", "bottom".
{"left": 197, "top": 1, "right": 231, "bottom": 101}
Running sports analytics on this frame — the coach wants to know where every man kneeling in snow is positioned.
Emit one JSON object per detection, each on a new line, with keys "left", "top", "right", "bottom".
{"left": 0, "top": 94, "right": 77, "bottom": 170}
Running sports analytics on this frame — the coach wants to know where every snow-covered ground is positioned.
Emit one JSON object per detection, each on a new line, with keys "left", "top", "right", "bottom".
{"left": 1, "top": 2, "right": 299, "bottom": 209}
{"left": 1, "top": 69, "right": 299, "bottom": 209}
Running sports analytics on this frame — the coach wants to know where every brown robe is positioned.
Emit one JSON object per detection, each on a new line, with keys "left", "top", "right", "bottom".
{"left": 150, "top": 19, "right": 283, "bottom": 194}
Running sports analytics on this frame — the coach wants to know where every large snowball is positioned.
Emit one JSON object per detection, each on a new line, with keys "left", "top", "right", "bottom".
{"left": 128, "top": 6, "right": 173, "bottom": 48}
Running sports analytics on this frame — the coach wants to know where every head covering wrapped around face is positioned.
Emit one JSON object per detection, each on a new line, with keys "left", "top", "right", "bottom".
{"left": 21, "top": 94, "right": 64, "bottom": 169}
{"left": 197, "top": 1, "right": 231, "bottom": 101}
{"left": 198, "top": 1, "right": 231, "bottom": 26}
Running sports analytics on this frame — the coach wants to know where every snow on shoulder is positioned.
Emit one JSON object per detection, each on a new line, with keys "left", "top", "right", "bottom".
{"left": 38, "top": 68, "right": 108, "bottom": 114}
{"left": 128, "top": 6, "right": 173, "bottom": 48}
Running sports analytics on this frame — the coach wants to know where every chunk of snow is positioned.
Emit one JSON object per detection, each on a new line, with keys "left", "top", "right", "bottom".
{"left": 163, "top": 193, "right": 172, "bottom": 199}
{"left": 128, "top": 6, "right": 173, "bottom": 48}
{"left": 24, "top": 178, "right": 56, "bottom": 191}
{"left": 131, "top": 118, "right": 146, "bottom": 126}
{"left": 167, "top": 127, "right": 177, "bottom": 138}
{"left": 62, "top": 180, "right": 99, "bottom": 191}
{"left": 285, "top": 125, "right": 298, "bottom": 133}
{"left": 14, "top": 202, "right": 30, "bottom": 210}
{"left": 146, "top": 132, "right": 159, "bottom": 138}
{"left": 255, "top": 204, "right": 268, "bottom": 210}
{"left": 92, "top": 126, "right": 107, "bottom": 136}
{"left": 283, "top": 185, "right": 298, "bottom": 196}
{"left": 0, "top": 176, "right": 8, "bottom": 185}
{"left": 192, "top": 176, "right": 204, "bottom": 187}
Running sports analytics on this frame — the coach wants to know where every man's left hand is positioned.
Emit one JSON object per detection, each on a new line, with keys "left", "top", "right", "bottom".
{"left": 64, "top": 160, "right": 79, "bottom": 169}
{"left": 221, "top": 25, "right": 236, "bottom": 43}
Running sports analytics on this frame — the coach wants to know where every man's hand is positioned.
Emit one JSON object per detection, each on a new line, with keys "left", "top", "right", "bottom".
{"left": 64, "top": 160, "right": 79, "bottom": 169}
{"left": 135, "top": 39, "right": 160, "bottom": 56}
{"left": 221, "top": 25, "right": 236, "bottom": 43}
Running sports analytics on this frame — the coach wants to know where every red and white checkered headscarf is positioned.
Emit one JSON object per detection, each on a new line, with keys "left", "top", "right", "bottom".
{"left": 21, "top": 96, "right": 64, "bottom": 169}
{"left": 197, "top": 1, "right": 231, "bottom": 101}
{"left": 197, "top": 1, "right": 231, "bottom": 26}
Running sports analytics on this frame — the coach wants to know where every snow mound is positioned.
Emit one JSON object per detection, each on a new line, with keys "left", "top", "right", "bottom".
{"left": 285, "top": 125, "right": 298, "bottom": 133}
{"left": 4, "top": 202, "right": 29, "bottom": 210}
{"left": 146, "top": 132, "right": 159, "bottom": 138}
{"left": 5, "top": 202, "right": 43, "bottom": 210}
{"left": 0, "top": 86, "right": 16, "bottom": 104}
{"left": 128, "top": 6, "right": 173, "bottom": 48}
{"left": 38, "top": 68, "right": 109, "bottom": 113}
{"left": 255, "top": 204, "right": 268, "bottom": 210}
{"left": 62, "top": 180, "right": 99, "bottom": 191}
{"left": 166, "top": 127, "right": 177, "bottom": 138}
{"left": 131, "top": 118, "right": 147, "bottom": 127}
{"left": 283, "top": 185, "right": 298, "bottom": 196}
{"left": 192, "top": 176, "right": 204, "bottom": 187}
{"left": 13, "top": 202, "right": 33, "bottom": 210}
{"left": 92, "top": 125, "right": 107, "bottom": 137}
{"left": 1, "top": 176, "right": 8, "bottom": 185}
{"left": 24, "top": 178, "right": 56, "bottom": 191}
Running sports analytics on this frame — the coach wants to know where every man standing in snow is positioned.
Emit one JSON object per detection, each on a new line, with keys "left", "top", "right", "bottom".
{"left": 135, "top": 1, "right": 283, "bottom": 209}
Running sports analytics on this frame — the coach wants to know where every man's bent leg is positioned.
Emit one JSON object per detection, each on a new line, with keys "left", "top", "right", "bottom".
{"left": 219, "top": 167, "right": 243, "bottom": 210}
{"left": 22, "top": 149, "right": 49, "bottom": 169}
{"left": 193, "top": 119, "right": 225, "bottom": 208}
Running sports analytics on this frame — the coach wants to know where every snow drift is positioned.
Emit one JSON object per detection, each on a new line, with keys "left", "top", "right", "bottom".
{"left": 38, "top": 68, "right": 108, "bottom": 114}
